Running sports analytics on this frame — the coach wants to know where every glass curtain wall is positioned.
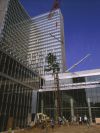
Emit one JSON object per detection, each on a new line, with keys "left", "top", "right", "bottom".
{"left": 0, "top": 50, "right": 40, "bottom": 131}
{"left": 38, "top": 87, "right": 100, "bottom": 122}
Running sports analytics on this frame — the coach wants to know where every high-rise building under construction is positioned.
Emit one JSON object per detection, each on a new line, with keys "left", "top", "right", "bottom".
{"left": 27, "top": 9, "right": 66, "bottom": 75}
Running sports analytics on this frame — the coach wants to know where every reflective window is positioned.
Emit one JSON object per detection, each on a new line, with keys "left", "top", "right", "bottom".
{"left": 73, "top": 77, "right": 85, "bottom": 83}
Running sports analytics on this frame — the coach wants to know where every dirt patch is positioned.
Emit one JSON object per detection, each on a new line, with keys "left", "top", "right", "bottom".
{"left": 14, "top": 125, "right": 100, "bottom": 133}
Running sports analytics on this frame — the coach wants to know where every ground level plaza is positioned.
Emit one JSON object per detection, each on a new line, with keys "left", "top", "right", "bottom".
{"left": 9, "top": 125, "right": 100, "bottom": 133}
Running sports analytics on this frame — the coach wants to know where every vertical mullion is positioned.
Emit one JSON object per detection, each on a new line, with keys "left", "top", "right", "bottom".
{"left": 2, "top": 54, "right": 7, "bottom": 73}
{"left": 22, "top": 88, "right": 26, "bottom": 128}
{"left": 24, "top": 89, "right": 27, "bottom": 127}
{"left": 19, "top": 64, "right": 22, "bottom": 80}
{"left": 10, "top": 59, "right": 14, "bottom": 77}
{"left": 27, "top": 90, "right": 29, "bottom": 111}
{"left": 2, "top": 79, "right": 11, "bottom": 131}
{"left": 15, "top": 85, "right": 20, "bottom": 128}
{"left": 25, "top": 89, "right": 28, "bottom": 127}
{"left": 12, "top": 84, "right": 17, "bottom": 128}
{"left": 7, "top": 59, "right": 17, "bottom": 115}
{"left": 0, "top": 77, "right": 7, "bottom": 113}
{"left": 0, "top": 52, "right": 3, "bottom": 70}
{"left": 6, "top": 56, "right": 10, "bottom": 75}
{"left": 29, "top": 90, "right": 32, "bottom": 114}
{"left": 19, "top": 86, "right": 23, "bottom": 128}
{"left": 21, "top": 87, "right": 24, "bottom": 128}
{"left": 25, "top": 89, "right": 29, "bottom": 127}
{"left": 17, "top": 85, "right": 21, "bottom": 128}
{"left": 8, "top": 82, "right": 15, "bottom": 117}
{"left": 17, "top": 63, "right": 20, "bottom": 80}
{"left": 0, "top": 77, "right": 3, "bottom": 111}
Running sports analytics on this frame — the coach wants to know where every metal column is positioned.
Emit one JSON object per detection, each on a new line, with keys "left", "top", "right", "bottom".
{"left": 87, "top": 98, "right": 92, "bottom": 123}
{"left": 70, "top": 98, "right": 74, "bottom": 122}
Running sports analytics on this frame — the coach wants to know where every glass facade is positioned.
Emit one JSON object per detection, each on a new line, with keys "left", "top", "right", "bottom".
{"left": 0, "top": 0, "right": 31, "bottom": 65}
{"left": 0, "top": 50, "right": 41, "bottom": 131}
{"left": 38, "top": 72, "right": 100, "bottom": 122}
{"left": 0, "top": 0, "right": 42, "bottom": 131}
{"left": 27, "top": 9, "right": 66, "bottom": 75}
{"left": 0, "top": 0, "right": 9, "bottom": 32}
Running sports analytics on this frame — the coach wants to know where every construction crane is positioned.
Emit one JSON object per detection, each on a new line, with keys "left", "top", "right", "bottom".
{"left": 51, "top": 0, "right": 60, "bottom": 10}
{"left": 56, "top": 54, "right": 91, "bottom": 118}
{"left": 50, "top": 33, "right": 64, "bottom": 44}
{"left": 65, "top": 54, "right": 91, "bottom": 73}
{"left": 47, "top": 0, "right": 91, "bottom": 120}
{"left": 48, "top": 0, "right": 62, "bottom": 19}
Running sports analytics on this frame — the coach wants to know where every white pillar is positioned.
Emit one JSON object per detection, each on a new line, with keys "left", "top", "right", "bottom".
{"left": 32, "top": 91, "right": 37, "bottom": 114}
{"left": 87, "top": 98, "right": 92, "bottom": 123}
{"left": 70, "top": 98, "right": 74, "bottom": 122}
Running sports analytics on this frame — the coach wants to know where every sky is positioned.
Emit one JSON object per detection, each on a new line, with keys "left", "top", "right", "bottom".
{"left": 20, "top": 0, "right": 100, "bottom": 72}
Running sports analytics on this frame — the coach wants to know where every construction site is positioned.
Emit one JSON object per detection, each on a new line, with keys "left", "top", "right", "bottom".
{"left": 0, "top": 0, "right": 100, "bottom": 132}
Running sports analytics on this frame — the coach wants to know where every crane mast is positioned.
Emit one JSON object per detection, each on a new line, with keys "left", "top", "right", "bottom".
{"left": 48, "top": 0, "right": 61, "bottom": 19}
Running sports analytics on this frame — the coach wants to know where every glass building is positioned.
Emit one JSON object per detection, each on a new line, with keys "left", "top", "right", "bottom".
{"left": 0, "top": 50, "right": 41, "bottom": 131}
{"left": 0, "top": 0, "right": 31, "bottom": 64}
{"left": 27, "top": 9, "right": 66, "bottom": 75}
{"left": 38, "top": 69, "right": 100, "bottom": 123}
{"left": 0, "top": 0, "right": 42, "bottom": 131}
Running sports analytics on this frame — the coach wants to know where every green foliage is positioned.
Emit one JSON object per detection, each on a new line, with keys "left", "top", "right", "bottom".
{"left": 46, "top": 53, "right": 56, "bottom": 65}
{"left": 52, "top": 62, "right": 60, "bottom": 73}
{"left": 45, "top": 53, "right": 60, "bottom": 73}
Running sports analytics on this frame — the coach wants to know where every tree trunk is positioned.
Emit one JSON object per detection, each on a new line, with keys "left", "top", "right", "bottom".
{"left": 54, "top": 72, "right": 61, "bottom": 119}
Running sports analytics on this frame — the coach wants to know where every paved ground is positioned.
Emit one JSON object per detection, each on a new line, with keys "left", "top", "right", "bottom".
{"left": 15, "top": 125, "right": 100, "bottom": 133}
